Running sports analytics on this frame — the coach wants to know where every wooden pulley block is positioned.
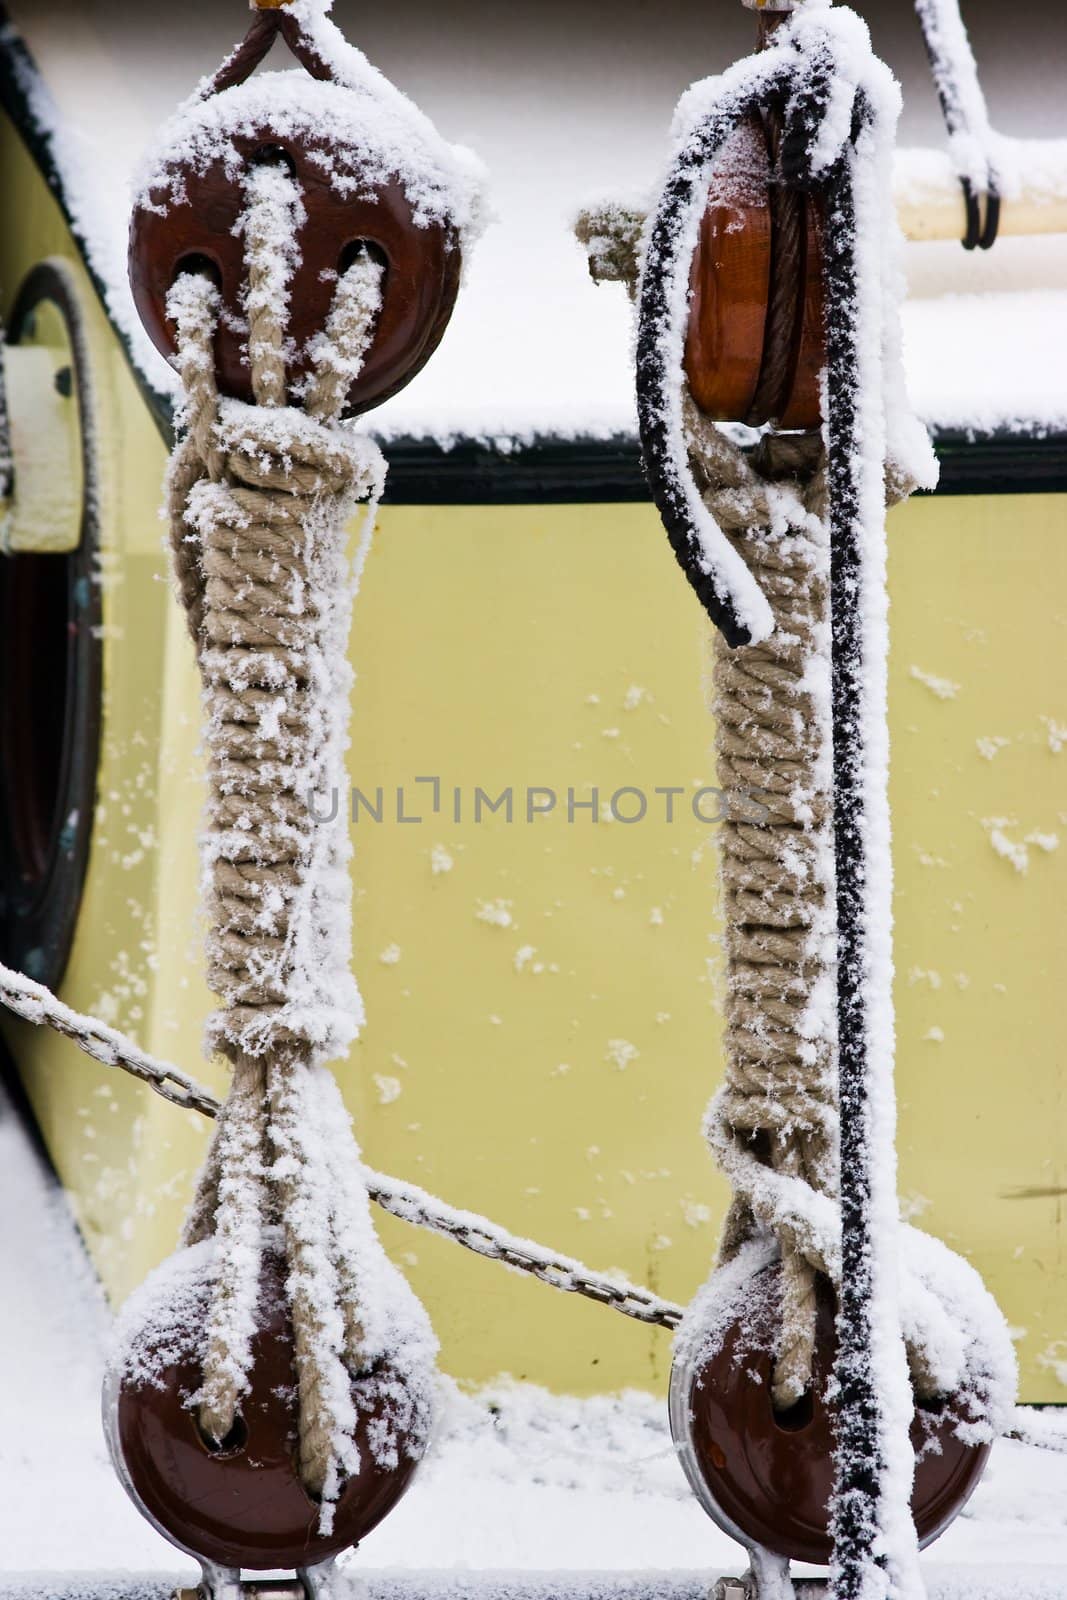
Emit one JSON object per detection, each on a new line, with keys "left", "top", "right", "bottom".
{"left": 128, "top": 5, "right": 468, "bottom": 414}
{"left": 670, "top": 1262, "right": 990, "bottom": 1565}
{"left": 106, "top": 1252, "right": 423, "bottom": 1571}
{"left": 684, "top": 116, "right": 824, "bottom": 429}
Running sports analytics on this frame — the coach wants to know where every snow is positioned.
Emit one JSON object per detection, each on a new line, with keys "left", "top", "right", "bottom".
{"left": 902, "top": 289, "right": 1067, "bottom": 435}
{"left": 1, "top": 3, "right": 1065, "bottom": 1592}
{"left": 3, "top": 1, "right": 1065, "bottom": 445}
{"left": 894, "top": 137, "right": 1067, "bottom": 210}
{"left": 912, "top": 0, "right": 998, "bottom": 192}
{"left": 137, "top": 70, "right": 483, "bottom": 244}
{"left": 1, "top": 1080, "right": 1065, "bottom": 1596}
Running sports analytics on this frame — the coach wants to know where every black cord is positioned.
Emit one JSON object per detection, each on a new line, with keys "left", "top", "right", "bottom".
{"left": 820, "top": 126, "right": 890, "bottom": 1600}
{"left": 636, "top": 41, "right": 903, "bottom": 1593}
{"left": 782, "top": 59, "right": 892, "bottom": 1588}
{"left": 634, "top": 65, "right": 794, "bottom": 649}
{"left": 913, "top": 0, "right": 1000, "bottom": 250}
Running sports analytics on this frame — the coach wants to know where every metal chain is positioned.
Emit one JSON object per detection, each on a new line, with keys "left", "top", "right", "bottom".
{"left": 0, "top": 960, "right": 682, "bottom": 1331}
{"left": 5, "top": 955, "right": 1067, "bottom": 1454}
{"left": 364, "top": 1168, "right": 682, "bottom": 1329}
{"left": 0, "top": 963, "right": 222, "bottom": 1118}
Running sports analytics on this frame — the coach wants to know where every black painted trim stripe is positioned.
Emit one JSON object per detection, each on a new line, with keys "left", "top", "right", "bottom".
{"left": 377, "top": 431, "right": 1067, "bottom": 505}
{"left": 2, "top": 9, "right": 1065, "bottom": 507}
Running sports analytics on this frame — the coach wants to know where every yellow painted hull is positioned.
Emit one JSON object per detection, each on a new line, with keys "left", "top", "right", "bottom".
{"left": 2, "top": 105, "right": 1064, "bottom": 1402}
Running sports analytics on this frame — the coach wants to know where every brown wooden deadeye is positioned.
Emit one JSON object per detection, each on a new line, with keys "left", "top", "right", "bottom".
{"left": 685, "top": 8, "right": 822, "bottom": 429}
{"left": 114, "top": 1254, "right": 421, "bottom": 1573}
{"left": 685, "top": 112, "right": 822, "bottom": 429}
{"left": 129, "top": 0, "right": 462, "bottom": 416}
{"left": 670, "top": 1265, "right": 990, "bottom": 1567}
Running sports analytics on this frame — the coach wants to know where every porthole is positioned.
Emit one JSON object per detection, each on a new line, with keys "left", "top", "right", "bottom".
{"left": 0, "top": 261, "right": 101, "bottom": 987}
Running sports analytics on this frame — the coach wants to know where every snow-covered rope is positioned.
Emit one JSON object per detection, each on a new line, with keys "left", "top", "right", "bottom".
{"left": 912, "top": 0, "right": 1000, "bottom": 248}
{"left": 0, "top": 957, "right": 223, "bottom": 1117}
{"left": 158, "top": 156, "right": 437, "bottom": 1519}
{"left": 585, "top": 122, "right": 927, "bottom": 1434}
{"left": 622, "top": 5, "right": 1021, "bottom": 1595}
{"left": 664, "top": 413, "right": 840, "bottom": 1411}
{"left": 695, "top": 424, "right": 836, "bottom": 1413}
{"left": 817, "top": 75, "right": 919, "bottom": 1600}
{"left": 578, "top": 282, "right": 938, "bottom": 1421}
{"left": 633, "top": 44, "right": 799, "bottom": 648}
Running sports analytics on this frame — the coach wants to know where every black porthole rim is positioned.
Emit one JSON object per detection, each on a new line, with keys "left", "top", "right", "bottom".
{"left": 0, "top": 259, "right": 103, "bottom": 989}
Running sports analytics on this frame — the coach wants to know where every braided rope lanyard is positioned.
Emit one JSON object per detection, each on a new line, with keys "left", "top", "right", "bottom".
{"left": 157, "top": 155, "right": 440, "bottom": 1514}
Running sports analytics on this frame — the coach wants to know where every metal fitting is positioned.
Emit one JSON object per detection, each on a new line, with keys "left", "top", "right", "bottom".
{"left": 174, "top": 1559, "right": 338, "bottom": 1600}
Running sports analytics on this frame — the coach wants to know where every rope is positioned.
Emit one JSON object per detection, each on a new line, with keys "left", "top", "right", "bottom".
{"left": 745, "top": 111, "right": 806, "bottom": 428}
{"left": 160, "top": 154, "right": 424, "bottom": 1510}
{"left": 912, "top": 0, "right": 1001, "bottom": 249}
{"left": 629, "top": 16, "right": 977, "bottom": 1585}
{"left": 582, "top": 181, "right": 844, "bottom": 1398}
{"left": 581, "top": 191, "right": 940, "bottom": 1420}
{"left": 695, "top": 418, "right": 834, "bottom": 1410}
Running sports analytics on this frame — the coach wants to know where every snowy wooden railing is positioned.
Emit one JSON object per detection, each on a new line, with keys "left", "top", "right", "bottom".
{"left": 895, "top": 140, "right": 1067, "bottom": 240}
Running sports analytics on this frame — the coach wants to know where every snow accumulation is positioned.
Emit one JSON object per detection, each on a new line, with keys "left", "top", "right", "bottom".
{"left": 3, "top": 1083, "right": 1066, "bottom": 1596}
{"left": 3, "top": 0, "right": 1066, "bottom": 445}
{"left": 1, "top": 4, "right": 1066, "bottom": 1595}
{"left": 138, "top": 74, "right": 483, "bottom": 243}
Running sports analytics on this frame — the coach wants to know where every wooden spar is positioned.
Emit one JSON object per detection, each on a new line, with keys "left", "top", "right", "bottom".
{"left": 896, "top": 159, "right": 1067, "bottom": 241}
{"left": 900, "top": 199, "right": 1067, "bottom": 241}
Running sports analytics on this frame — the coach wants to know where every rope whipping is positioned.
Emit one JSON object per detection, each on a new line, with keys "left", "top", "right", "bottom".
{"left": 161, "top": 156, "right": 434, "bottom": 1517}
